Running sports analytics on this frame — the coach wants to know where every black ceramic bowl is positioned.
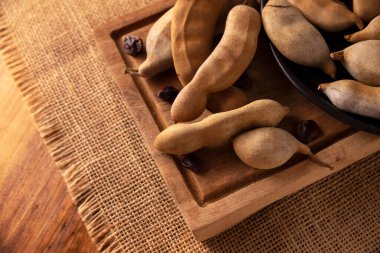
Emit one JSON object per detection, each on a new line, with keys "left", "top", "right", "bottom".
{"left": 261, "top": 0, "right": 380, "bottom": 135}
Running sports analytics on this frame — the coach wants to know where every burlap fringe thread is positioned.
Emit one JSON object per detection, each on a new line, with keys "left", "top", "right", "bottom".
{"left": 0, "top": 7, "right": 123, "bottom": 253}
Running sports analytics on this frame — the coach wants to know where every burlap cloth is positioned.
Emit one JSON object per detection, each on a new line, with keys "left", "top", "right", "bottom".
{"left": 0, "top": 0, "right": 379, "bottom": 252}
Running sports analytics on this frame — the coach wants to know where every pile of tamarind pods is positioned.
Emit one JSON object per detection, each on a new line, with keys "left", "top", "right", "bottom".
{"left": 124, "top": 0, "right": 379, "bottom": 171}
{"left": 262, "top": 0, "right": 380, "bottom": 120}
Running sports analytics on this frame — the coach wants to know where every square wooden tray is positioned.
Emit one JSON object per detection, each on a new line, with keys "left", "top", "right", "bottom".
{"left": 95, "top": 0, "right": 380, "bottom": 241}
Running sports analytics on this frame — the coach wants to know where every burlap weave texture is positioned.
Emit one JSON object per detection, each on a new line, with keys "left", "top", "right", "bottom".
{"left": 0, "top": 0, "right": 379, "bottom": 252}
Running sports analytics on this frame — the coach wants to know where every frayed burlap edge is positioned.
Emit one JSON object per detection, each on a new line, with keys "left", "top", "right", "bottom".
{"left": 0, "top": 7, "right": 123, "bottom": 253}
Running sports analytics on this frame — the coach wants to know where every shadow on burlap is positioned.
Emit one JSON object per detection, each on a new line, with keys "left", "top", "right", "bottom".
{"left": 0, "top": 0, "right": 379, "bottom": 252}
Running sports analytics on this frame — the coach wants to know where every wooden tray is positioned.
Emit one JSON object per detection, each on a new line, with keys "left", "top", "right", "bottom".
{"left": 95, "top": 0, "right": 380, "bottom": 241}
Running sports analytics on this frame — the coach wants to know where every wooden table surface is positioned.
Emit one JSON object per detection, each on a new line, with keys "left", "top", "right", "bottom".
{"left": 0, "top": 57, "right": 97, "bottom": 252}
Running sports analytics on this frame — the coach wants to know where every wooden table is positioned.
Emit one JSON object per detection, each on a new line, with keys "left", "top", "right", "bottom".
{"left": 0, "top": 57, "right": 97, "bottom": 252}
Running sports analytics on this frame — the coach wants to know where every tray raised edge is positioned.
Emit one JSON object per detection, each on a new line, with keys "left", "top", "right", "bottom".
{"left": 94, "top": 0, "right": 380, "bottom": 241}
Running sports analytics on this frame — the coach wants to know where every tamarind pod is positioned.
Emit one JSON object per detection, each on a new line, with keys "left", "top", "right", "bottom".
{"left": 345, "top": 15, "right": 380, "bottom": 43}
{"left": 262, "top": 0, "right": 336, "bottom": 79}
{"left": 330, "top": 40, "right": 380, "bottom": 86}
{"left": 171, "top": 5, "right": 261, "bottom": 122}
{"left": 287, "top": 0, "right": 363, "bottom": 32}
{"left": 171, "top": 0, "right": 230, "bottom": 85}
{"left": 125, "top": 8, "right": 173, "bottom": 77}
{"left": 126, "top": 2, "right": 249, "bottom": 112}
{"left": 319, "top": 80, "right": 380, "bottom": 119}
{"left": 126, "top": 0, "right": 248, "bottom": 77}
{"left": 233, "top": 127, "right": 332, "bottom": 170}
{"left": 155, "top": 99, "right": 289, "bottom": 155}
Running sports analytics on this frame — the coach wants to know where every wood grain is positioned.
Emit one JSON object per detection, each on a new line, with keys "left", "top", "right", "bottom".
{"left": 0, "top": 57, "right": 97, "bottom": 253}
{"left": 95, "top": 0, "right": 380, "bottom": 241}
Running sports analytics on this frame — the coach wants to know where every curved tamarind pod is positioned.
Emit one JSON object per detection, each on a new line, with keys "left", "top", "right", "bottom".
{"left": 125, "top": 0, "right": 249, "bottom": 78}
{"left": 215, "top": 0, "right": 255, "bottom": 35}
{"left": 345, "top": 15, "right": 380, "bottom": 43}
{"left": 233, "top": 127, "right": 332, "bottom": 170}
{"left": 125, "top": 1, "right": 249, "bottom": 112}
{"left": 171, "top": 0, "right": 230, "bottom": 85}
{"left": 171, "top": 5, "right": 261, "bottom": 122}
{"left": 319, "top": 80, "right": 380, "bottom": 119}
{"left": 262, "top": 0, "right": 336, "bottom": 79}
{"left": 287, "top": 0, "right": 363, "bottom": 32}
{"left": 330, "top": 40, "right": 380, "bottom": 86}
{"left": 353, "top": 0, "right": 380, "bottom": 23}
{"left": 204, "top": 0, "right": 253, "bottom": 113}
{"left": 155, "top": 100, "right": 289, "bottom": 155}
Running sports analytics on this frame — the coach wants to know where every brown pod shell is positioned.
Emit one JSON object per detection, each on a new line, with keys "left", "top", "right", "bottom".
{"left": 330, "top": 40, "right": 380, "bottom": 86}
{"left": 345, "top": 15, "right": 380, "bottom": 43}
{"left": 155, "top": 100, "right": 289, "bottom": 155}
{"left": 127, "top": 0, "right": 248, "bottom": 78}
{"left": 233, "top": 127, "right": 332, "bottom": 170}
{"left": 126, "top": 2, "right": 249, "bottom": 113}
{"left": 133, "top": 8, "right": 173, "bottom": 77}
{"left": 288, "top": 0, "right": 363, "bottom": 32}
{"left": 262, "top": 0, "right": 336, "bottom": 79}
{"left": 171, "top": 0, "right": 230, "bottom": 85}
{"left": 319, "top": 80, "right": 380, "bottom": 119}
{"left": 171, "top": 5, "right": 261, "bottom": 122}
